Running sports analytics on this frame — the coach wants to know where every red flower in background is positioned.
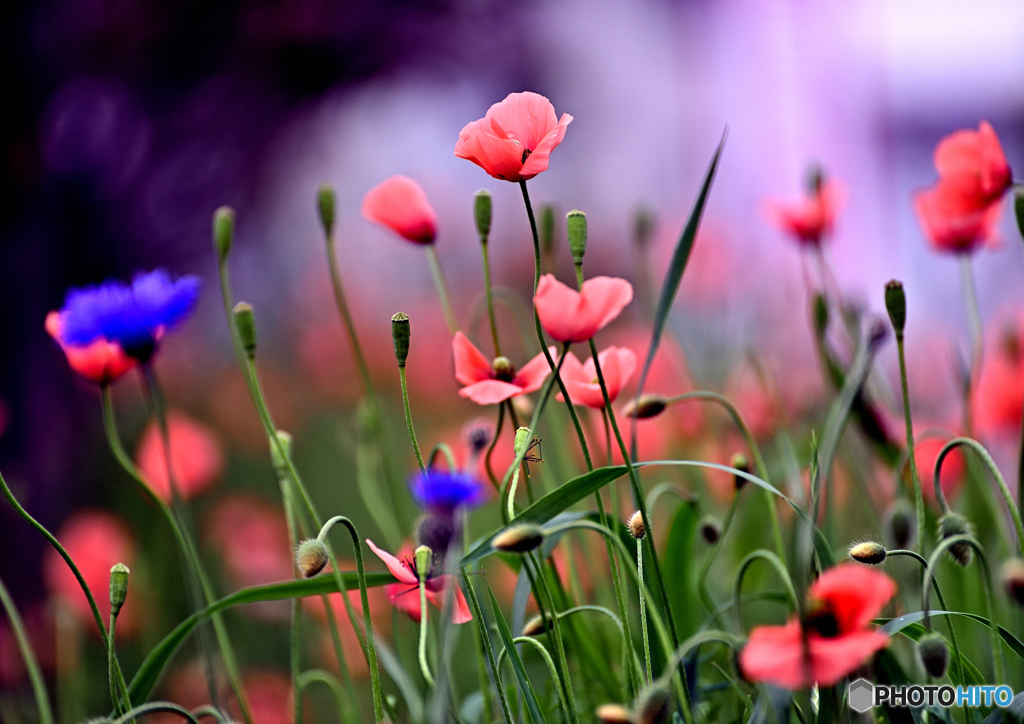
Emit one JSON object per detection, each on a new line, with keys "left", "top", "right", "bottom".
{"left": 534, "top": 274, "right": 633, "bottom": 343}
{"left": 913, "top": 184, "right": 1002, "bottom": 254}
{"left": 558, "top": 347, "right": 637, "bottom": 409}
{"left": 764, "top": 177, "right": 844, "bottom": 246}
{"left": 740, "top": 564, "right": 895, "bottom": 689}
{"left": 44, "top": 510, "right": 138, "bottom": 635}
{"left": 204, "top": 495, "right": 292, "bottom": 589}
{"left": 46, "top": 311, "right": 136, "bottom": 385}
{"left": 136, "top": 411, "right": 224, "bottom": 502}
{"left": 455, "top": 92, "right": 572, "bottom": 182}
{"left": 362, "top": 175, "right": 438, "bottom": 244}
{"left": 365, "top": 540, "right": 472, "bottom": 624}
{"left": 453, "top": 332, "right": 552, "bottom": 405}
{"left": 914, "top": 434, "right": 966, "bottom": 503}
{"left": 975, "top": 320, "right": 1024, "bottom": 436}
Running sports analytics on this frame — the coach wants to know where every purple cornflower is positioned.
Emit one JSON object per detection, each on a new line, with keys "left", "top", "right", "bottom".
{"left": 409, "top": 469, "right": 487, "bottom": 512}
{"left": 58, "top": 270, "right": 201, "bottom": 361}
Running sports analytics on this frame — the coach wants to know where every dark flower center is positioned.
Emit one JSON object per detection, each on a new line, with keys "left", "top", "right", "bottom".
{"left": 803, "top": 605, "right": 840, "bottom": 638}
{"left": 521, "top": 148, "right": 533, "bottom": 164}
{"left": 491, "top": 356, "right": 516, "bottom": 382}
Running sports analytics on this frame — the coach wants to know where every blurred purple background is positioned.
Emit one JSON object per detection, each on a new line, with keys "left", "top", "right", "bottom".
{"left": 3, "top": 0, "right": 1024, "bottom": 600}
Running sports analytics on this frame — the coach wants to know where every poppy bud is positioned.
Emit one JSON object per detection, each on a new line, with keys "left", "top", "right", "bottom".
{"left": 462, "top": 419, "right": 492, "bottom": 456}
{"left": 938, "top": 513, "right": 973, "bottom": 567}
{"left": 523, "top": 614, "right": 548, "bottom": 637}
{"left": 233, "top": 302, "right": 256, "bottom": 358}
{"left": 884, "top": 499, "right": 916, "bottom": 550}
{"left": 635, "top": 686, "right": 672, "bottom": 724}
{"left": 1001, "top": 558, "right": 1024, "bottom": 606}
{"left": 493, "top": 523, "right": 545, "bottom": 553}
{"left": 567, "top": 210, "right": 587, "bottom": 266}
{"left": 699, "top": 517, "right": 722, "bottom": 545}
{"left": 1015, "top": 188, "right": 1024, "bottom": 240}
{"left": 623, "top": 394, "right": 668, "bottom": 420}
{"left": 917, "top": 633, "right": 949, "bottom": 678}
{"left": 109, "top": 563, "right": 130, "bottom": 616}
{"left": 296, "top": 539, "right": 330, "bottom": 578}
{"left": 391, "top": 312, "right": 411, "bottom": 367}
{"left": 540, "top": 204, "right": 556, "bottom": 254}
{"left": 849, "top": 541, "right": 887, "bottom": 565}
{"left": 474, "top": 189, "right": 492, "bottom": 241}
{"left": 884, "top": 280, "right": 906, "bottom": 336}
{"left": 634, "top": 205, "right": 656, "bottom": 249}
{"left": 513, "top": 426, "right": 532, "bottom": 458}
{"left": 595, "top": 704, "right": 634, "bottom": 724}
{"left": 317, "top": 183, "right": 336, "bottom": 238}
{"left": 812, "top": 293, "right": 829, "bottom": 339}
{"left": 213, "top": 206, "right": 235, "bottom": 262}
{"left": 414, "top": 545, "right": 433, "bottom": 582}
{"left": 628, "top": 510, "right": 646, "bottom": 540}
{"left": 730, "top": 452, "right": 751, "bottom": 490}
{"left": 270, "top": 430, "right": 293, "bottom": 475}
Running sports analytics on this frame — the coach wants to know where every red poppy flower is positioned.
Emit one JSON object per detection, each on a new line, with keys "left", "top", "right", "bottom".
{"left": 974, "top": 321, "right": 1024, "bottom": 435}
{"left": 913, "top": 180, "right": 1002, "bottom": 254}
{"left": 739, "top": 564, "right": 895, "bottom": 689}
{"left": 135, "top": 411, "right": 224, "bottom": 502}
{"left": 46, "top": 310, "right": 136, "bottom": 385}
{"left": 914, "top": 434, "right": 966, "bottom": 503}
{"left": 557, "top": 347, "right": 637, "bottom": 409}
{"left": 534, "top": 275, "right": 633, "bottom": 343}
{"left": 933, "top": 120, "right": 1012, "bottom": 209}
{"left": 764, "top": 178, "right": 844, "bottom": 246}
{"left": 453, "top": 331, "right": 553, "bottom": 405}
{"left": 365, "top": 539, "right": 472, "bottom": 624}
{"left": 454, "top": 92, "right": 573, "bottom": 182}
{"left": 362, "top": 175, "right": 438, "bottom": 245}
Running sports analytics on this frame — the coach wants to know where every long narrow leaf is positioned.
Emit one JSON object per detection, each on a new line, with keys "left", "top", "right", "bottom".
{"left": 880, "top": 610, "right": 1024, "bottom": 664}
{"left": 488, "top": 585, "right": 547, "bottom": 724}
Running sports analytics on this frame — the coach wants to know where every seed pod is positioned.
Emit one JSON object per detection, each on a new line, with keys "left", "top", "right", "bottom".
{"left": 414, "top": 545, "right": 433, "bottom": 582}
{"left": 917, "top": 633, "right": 949, "bottom": 678}
{"left": 848, "top": 541, "right": 887, "bottom": 566}
{"left": 884, "top": 280, "right": 906, "bottom": 336}
{"left": 628, "top": 511, "right": 646, "bottom": 540}
{"left": 296, "top": 539, "right": 330, "bottom": 578}
{"left": 213, "top": 206, "right": 235, "bottom": 261}
{"left": 233, "top": 302, "right": 257, "bottom": 358}
{"left": 567, "top": 210, "right": 587, "bottom": 266}
{"left": 622, "top": 395, "right": 668, "bottom": 420}
{"left": 391, "top": 312, "right": 410, "bottom": 367}
{"left": 109, "top": 563, "right": 130, "bottom": 616}
{"left": 493, "top": 524, "right": 544, "bottom": 554}
{"left": 474, "top": 189, "right": 492, "bottom": 241}
{"left": 938, "top": 513, "right": 973, "bottom": 567}
{"left": 884, "top": 499, "right": 916, "bottom": 550}
{"left": 730, "top": 452, "right": 751, "bottom": 490}
{"left": 317, "top": 183, "right": 336, "bottom": 238}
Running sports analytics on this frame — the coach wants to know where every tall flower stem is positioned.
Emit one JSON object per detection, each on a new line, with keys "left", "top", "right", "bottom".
{"left": 399, "top": 365, "right": 426, "bottom": 473}
{"left": 0, "top": 572, "right": 53, "bottom": 724}
{"left": 107, "top": 611, "right": 132, "bottom": 719}
{"left": 480, "top": 240, "right": 501, "bottom": 356}
{"left": 484, "top": 403, "right": 505, "bottom": 489}
{"left": 959, "top": 254, "right": 984, "bottom": 436}
{"left": 426, "top": 245, "right": 460, "bottom": 334}
{"left": 460, "top": 567, "right": 513, "bottom": 722}
{"left": 698, "top": 492, "right": 740, "bottom": 616}
{"left": 636, "top": 538, "right": 652, "bottom": 685}
{"left": 894, "top": 330, "right": 927, "bottom": 554}
{"left": 526, "top": 551, "right": 579, "bottom": 724}
{"left": 417, "top": 579, "right": 435, "bottom": 687}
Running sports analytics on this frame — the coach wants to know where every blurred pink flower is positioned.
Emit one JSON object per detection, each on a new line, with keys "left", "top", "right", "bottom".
{"left": 933, "top": 120, "right": 1012, "bottom": 209}
{"left": 453, "top": 331, "right": 552, "bottom": 405}
{"left": 46, "top": 310, "right": 136, "bottom": 385}
{"left": 136, "top": 411, "right": 224, "bottom": 501}
{"left": 974, "top": 319, "right": 1024, "bottom": 436}
{"left": 557, "top": 347, "right": 637, "bottom": 409}
{"left": 764, "top": 178, "right": 844, "bottom": 246}
{"left": 913, "top": 432, "right": 966, "bottom": 503}
{"left": 455, "top": 92, "right": 572, "bottom": 182}
{"left": 204, "top": 495, "right": 292, "bottom": 590}
{"left": 534, "top": 274, "right": 633, "bottom": 343}
{"left": 361, "top": 175, "right": 437, "bottom": 244}
{"left": 913, "top": 182, "right": 1002, "bottom": 254}
{"left": 365, "top": 539, "right": 471, "bottom": 624}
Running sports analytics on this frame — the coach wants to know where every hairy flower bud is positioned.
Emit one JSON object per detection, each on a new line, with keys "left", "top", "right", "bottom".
{"left": 523, "top": 614, "right": 548, "bottom": 637}
{"left": 567, "top": 210, "right": 587, "bottom": 266}
{"left": 317, "top": 183, "right": 336, "bottom": 238}
{"left": 628, "top": 511, "right": 646, "bottom": 540}
{"left": 635, "top": 686, "right": 672, "bottom": 724}
{"left": 233, "top": 302, "right": 256, "bottom": 358}
{"left": 213, "top": 206, "right": 235, "bottom": 262}
{"left": 917, "top": 633, "right": 949, "bottom": 678}
{"left": 622, "top": 394, "right": 668, "bottom": 420}
{"left": 699, "top": 517, "right": 722, "bottom": 545}
{"left": 296, "top": 539, "right": 330, "bottom": 578}
{"left": 391, "top": 312, "right": 411, "bottom": 367}
{"left": 849, "top": 541, "right": 887, "bottom": 566}
{"left": 730, "top": 452, "right": 751, "bottom": 490}
{"left": 1001, "top": 558, "right": 1024, "bottom": 607}
{"left": 595, "top": 704, "right": 633, "bottom": 724}
{"left": 474, "top": 189, "right": 492, "bottom": 241}
{"left": 884, "top": 280, "right": 906, "bottom": 336}
{"left": 109, "top": 563, "right": 130, "bottom": 616}
{"left": 884, "top": 499, "right": 916, "bottom": 550}
{"left": 938, "top": 513, "right": 973, "bottom": 567}
{"left": 493, "top": 523, "right": 545, "bottom": 553}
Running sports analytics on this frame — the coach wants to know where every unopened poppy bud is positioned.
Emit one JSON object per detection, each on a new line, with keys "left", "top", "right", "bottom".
{"left": 884, "top": 499, "right": 916, "bottom": 550}
{"left": 634, "top": 205, "right": 656, "bottom": 248}
{"left": 628, "top": 511, "right": 646, "bottom": 540}
{"left": 513, "top": 427, "right": 532, "bottom": 458}
{"left": 595, "top": 703, "right": 633, "bottom": 724}
{"left": 938, "top": 513, "right": 973, "bottom": 567}
{"left": 849, "top": 541, "right": 887, "bottom": 565}
{"left": 213, "top": 206, "right": 235, "bottom": 261}
{"left": 233, "top": 302, "right": 256, "bottom": 358}
{"left": 493, "top": 523, "right": 545, "bottom": 553}
{"left": 391, "top": 312, "right": 410, "bottom": 367}
{"left": 699, "top": 517, "right": 722, "bottom": 545}
{"left": 1001, "top": 558, "right": 1024, "bottom": 606}
{"left": 635, "top": 686, "right": 672, "bottom": 724}
{"left": 270, "top": 430, "right": 293, "bottom": 474}
{"left": 812, "top": 293, "right": 829, "bottom": 339}
{"left": 414, "top": 545, "right": 433, "bottom": 582}
{"left": 523, "top": 614, "right": 548, "bottom": 637}
{"left": 567, "top": 210, "right": 587, "bottom": 266}
{"left": 296, "top": 539, "right": 330, "bottom": 578}
{"left": 1015, "top": 188, "right": 1024, "bottom": 240}
{"left": 884, "top": 280, "right": 906, "bottom": 336}
{"left": 474, "top": 189, "right": 492, "bottom": 241}
{"left": 109, "top": 563, "right": 130, "bottom": 616}
{"left": 730, "top": 452, "right": 751, "bottom": 490}
{"left": 623, "top": 394, "right": 668, "bottom": 420}
{"left": 540, "top": 204, "right": 556, "bottom": 254}
{"left": 317, "top": 183, "right": 336, "bottom": 238}
{"left": 917, "top": 633, "right": 949, "bottom": 678}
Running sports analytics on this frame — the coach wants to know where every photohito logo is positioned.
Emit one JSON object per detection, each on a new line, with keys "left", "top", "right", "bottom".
{"left": 847, "top": 678, "right": 1013, "bottom": 712}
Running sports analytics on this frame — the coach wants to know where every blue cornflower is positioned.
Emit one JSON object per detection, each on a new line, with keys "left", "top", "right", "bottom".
{"left": 58, "top": 269, "right": 201, "bottom": 360}
{"left": 409, "top": 469, "right": 487, "bottom": 511}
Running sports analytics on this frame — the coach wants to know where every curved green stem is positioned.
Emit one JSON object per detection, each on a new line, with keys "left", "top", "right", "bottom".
{"left": 427, "top": 442, "right": 459, "bottom": 472}
{"left": 496, "top": 636, "right": 571, "bottom": 721}
{"left": 732, "top": 550, "right": 798, "bottom": 632}
{"left": 526, "top": 551, "right": 578, "bottom": 724}
{"left": 418, "top": 578, "right": 435, "bottom": 687}
{"left": 399, "top": 366, "right": 426, "bottom": 473}
{"left": 0, "top": 572, "right": 53, "bottom": 724}
{"left": 698, "top": 492, "right": 740, "bottom": 616}
{"left": 108, "top": 611, "right": 133, "bottom": 719}
{"left": 112, "top": 703, "right": 200, "bottom": 724}
{"left": 297, "top": 669, "right": 350, "bottom": 719}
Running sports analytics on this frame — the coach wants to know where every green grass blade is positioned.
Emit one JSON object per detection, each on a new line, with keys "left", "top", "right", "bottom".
{"left": 487, "top": 585, "right": 547, "bottom": 724}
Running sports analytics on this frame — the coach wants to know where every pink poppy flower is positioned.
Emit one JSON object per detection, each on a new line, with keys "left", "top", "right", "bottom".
{"left": 933, "top": 120, "right": 1012, "bottom": 209}
{"left": 557, "top": 347, "right": 637, "bottom": 409}
{"left": 740, "top": 564, "right": 895, "bottom": 689}
{"left": 365, "top": 539, "right": 472, "bottom": 624}
{"left": 135, "top": 411, "right": 224, "bottom": 502}
{"left": 362, "top": 175, "right": 438, "bottom": 244}
{"left": 974, "top": 320, "right": 1024, "bottom": 436}
{"left": 46, "top": 310, "right": 136, "bottom": 385}
{"left": 913, "top": 180, "right": 1003, "bottom": 254}
{"left": 914, "top": 433, "right": 966, "bottom": 503}
{"left": 764, "top": 178, "right": 844, "bottom": 246}
{"left": 534, "top": 274, "right": 633, "bottom": 343}
{"left": 454, "top": 92, "right": 573, "bottom": 182}
{"left": 453, "top": 331, "right": 553, "bottom": 405}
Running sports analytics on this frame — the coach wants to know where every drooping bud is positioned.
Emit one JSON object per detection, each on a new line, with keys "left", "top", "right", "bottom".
{"left": 493, "top": 523, "right": 545, "bottom": 553}
{"left": 730, "top": 452, "right": 751, "bottom": 490}
{"left": 270, "top": 431, "right": 293, "bottom": 476}
{"left": 391, "top": 312, "right": 411, "bottom": 367}
{"left": 523, "top": 614, "right": 548, "bottom": 637}
{"left": 567, "top": 210, "right": 587, "bottom": 266}
{"left": 884, "top": 280, "right": 906, "bottom": 337}
{"left": 513, "top": 427, "right": 532, "bottom": 459}
{"left": 474, "top": 189, "right": 492, "bottom": 241}
{"left": 414, "top": 545, "right": 433, "bottom": 582}
{"left": 595, "top": 703, "right": 633, "bottom": 724}
{"left": 622, "top": 394, "right": 668, "bottom": 420}
{"left": 628, "top": 511, "right": 646, "bottom": 540}
{"left": 634, "top": 205, "right": 656, "bottom": 249}
{"left": 109, "top": 563, "right": 130, "bottom": 616}
{"left": 296, "top": 539, "right": 330, "bottom": 578}
{"left": 1015, "top": 188, "right": 1024, "bottom": 240}
{"left": 317, "top": 183, "right": 336, "bottom": 238}
{"left": 938, "top": 513, "right": 973, "bottom": 567}
{"left": 699, "top": 517, "right": 722, "bottom": 545}
{"left": 540, "top": 204, "right": 556, "bottom": 254}
{"left": 1001, "top": 558, "right": 1024, "bottom": 607}
{"left": 884, "top": 499, "right": 916, "bottom": 550}
{"left": 917, "top": 633, "right": 949, "bottom": 678}
{"left": 233, "top": 302, "right": 256, "bottom": 358}
{"left": 849, "top": 541, "right": 887, "bottom": 566}
{"left": 635, "top": 686, "right": 672, "bottom": 724}
{"left": 213, "top": 206, "right": 235, "bottom": 262}
{"left": 812, "top": 293, "right": 829, "bottom": 339}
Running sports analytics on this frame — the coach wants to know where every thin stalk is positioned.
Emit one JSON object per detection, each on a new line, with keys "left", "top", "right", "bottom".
{"left": 112, "top": 703, "right": 200, "bottom": 724}
{"left": 418, "top": 578, "right": 435, "bottom": 686}
{"left": 526, "top": 551, "right": 579, "bottom": 724}
{"left": 426, "top": 244, "right": 459, "bottom": 334}
{"left": 399, "top": 365, "right": 426, "bottom": 473}
{"left": 108, "top": 611, "right": 132, "bottom": 719}
{"left": 461, "top": 568, "right": 513, "bottom": 723}
{"left": 480, "top": 240, "right": 502, "bottom": 357}
{"left": 484, "top": 403, "right": 505, "bottom": 490}
{"left": 637, "top": 538, "right": 652, "bottom": 685}
{"left": 894, "top": 331, "right": 927, "bottom": 555}
{"left": 496, "top": 636, "right": 572, "bottom": 721}
{"left": 0, "top": 572, "right": 53, "bottom": 724}
{"left": 698, "top": 492, "right": 740, "bottom": 615}
{"left": 297, "top": 670, "right": 349, "bottom": 720}
{"left": 959, "top": 254, "right": 984, "bottom": 436}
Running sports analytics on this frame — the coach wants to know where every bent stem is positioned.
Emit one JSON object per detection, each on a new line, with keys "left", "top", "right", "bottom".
{"left": 399, "top": 365, "right": 426, "bottom": 473}
{"left": 0, "top": 572, "right": 53, "bottom": 724}
{"left": 526, "top": 551, "right": 579, "bottom": 724}
{"left": 894, "top": 330, "right": 927, "bottom": 555}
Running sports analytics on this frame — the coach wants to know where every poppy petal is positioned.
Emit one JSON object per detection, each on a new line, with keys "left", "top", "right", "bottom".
{"left": 365, "top": 539, "right": 417, "bottom": 584}
{"left": 512, "top": 348, "right": 556, "bottom": 394}
{"left": 453, "top": 332, "right": 493, "bottom": 386}
{"left": 459, "top": 380, "right": 525, "bottom": 405}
